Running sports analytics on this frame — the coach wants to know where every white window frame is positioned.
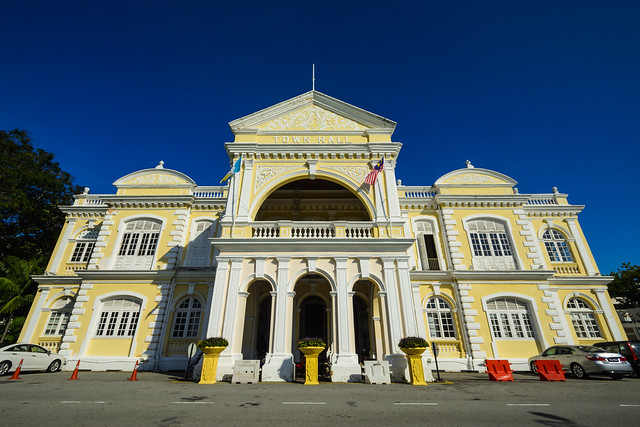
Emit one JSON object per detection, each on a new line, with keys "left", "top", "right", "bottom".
{"left": 566, "top": 297, "right": 601, "bottom": 339}
{"left": 94, "top": 298, "right": 141, "bottom": 338}
{"left": 185, "top": 219, "right": 215, "bottom": 266}
{"left": 171, "top": 297, "right": 204, "bottom": 338}
{"left": 113, "top": 218, "right": 163, "bottom": 270}
{"left": 414, "top": 219, "right": 443, "bottom": 271}
{"left": 485, "top": 297, "right": 535, "bottom": 340}
{"left": 542, "top": 229, "right": 574, "bottom": 262}
{"left": 464, "top": 217, "right": 518, "bottom": 271}
{"left": 69, "top": 227, "right": 99, "bottom": 263}
{"left": 424, "top": 296, "right": 456, "bottom": 339}
{"left": 43, "top": 297, "right": 74, "bottom": 336}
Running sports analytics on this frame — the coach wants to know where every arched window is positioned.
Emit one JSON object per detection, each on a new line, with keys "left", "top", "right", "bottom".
{"left": 486, "top": 297, "right": 535, "bottom": 339}
{"left": 115, "top": 219, "right": 161, "bottom": 270}
{"left": 69, "top": 228, "right": 99, "bottom": 263}
{"left": 425, "top": 297, "right": 456, "bottom": 338}
{"left": 567, "top": 297, "right": 601, "bottom": 338}
{"left": 542, "top": 229, "right": 574, "bottom": 262}
{"left": 171, "top": 297, "right": 203, "bottom": 338}
{"left": 416, "top": 221, "right": 440, "bottom": 270}
{"left": 467, "top": 219, "right": 516, "bottom": 271}
{"left": 44, "top": 297, "right": 74, "bottom": 336}
{"left": 186, "top": 220, "right": 214, "bottom": 266}
{"left": 95, "top": 298, "right": 141, "bottom": 337}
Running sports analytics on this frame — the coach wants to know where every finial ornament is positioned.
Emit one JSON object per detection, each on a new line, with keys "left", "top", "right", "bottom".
{"left": 83, "top": 187, "right": 90, "bottom": 194}
{"left": 465, "top": 160, "right": 474, "bottom": 169}
{"left": 552, "top": 187, "right": 559, "bottom": 194}
{"left": 156, "top": 160, "right": 164, "bottom": 169}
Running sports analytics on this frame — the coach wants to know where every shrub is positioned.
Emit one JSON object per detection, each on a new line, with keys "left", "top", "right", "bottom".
{"left": 398, "top": 336, "right": 428, "bottom": 348}
{"left": 298, "top": 337, "right": 326, "bottom": 348}
{"left": 197, "top": 337, "right": 229, "bottom": 349}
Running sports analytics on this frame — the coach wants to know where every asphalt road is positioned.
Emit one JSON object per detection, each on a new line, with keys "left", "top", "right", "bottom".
{"left": 1, "top": 371, "right": 638, "bottom": 426}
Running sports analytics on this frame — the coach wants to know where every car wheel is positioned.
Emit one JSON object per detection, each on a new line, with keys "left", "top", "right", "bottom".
{"left": 47, "top": 359, "right": 61, "bottom": 373}
{"left": 0, "top": 361, "right": 11, "bottom": 376}
{"left": 530, "top": 361, "right": 538, "bottom": 374}
{"left": 610, "top": 373, "right": 625, "bottom": 380}
{"left": 570, "top": 363, "right": 589, "bottom": 379}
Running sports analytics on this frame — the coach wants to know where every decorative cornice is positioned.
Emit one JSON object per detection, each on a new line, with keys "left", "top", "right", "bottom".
{"left": 98, "top": 195, "right": 195, "bottom": 209}
{"left": 75, "top": 269, "right": 177, "bottom": 281}
{"left": 452, "top": 270, "right": 556, "bottom": 282}
{"left": 212, "top": 238, "right": 415, "bottom": 254}
{"left": 547, "top": 276, "right": 612, "bottom": 286}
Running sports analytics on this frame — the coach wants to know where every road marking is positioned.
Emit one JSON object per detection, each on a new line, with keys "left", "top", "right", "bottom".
{"left": 60, "top": 401, "right": 105, "bottom": 404}
{"left": 507, "top": 404, "right": 550, "bottom": 407}
{"left": 394, "top": 403, "right": 438, "bottom": 406}
{"left": 170, "top": 401, "right": 215, "bottom": 404}
{"left": 282, "top": 402, "right": 326, "bottom": 405}
{"left": 619, "top": 404, "right": 640, "bottom": 407}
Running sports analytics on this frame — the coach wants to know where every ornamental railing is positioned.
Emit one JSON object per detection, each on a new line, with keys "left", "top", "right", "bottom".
{"left": 192, "top": 186, "right": 225, "bottom": 198}
{"left": 250, "top": 221, "right": 375, "bottom": 239}
{"left": 400, "top": 186, "right": 438, "bottom": 198}
{"left": 525, "top": 195, "right": 559, "bottom": 205}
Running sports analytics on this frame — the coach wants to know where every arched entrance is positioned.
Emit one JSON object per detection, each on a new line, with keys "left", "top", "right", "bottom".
{"left": 352, "top": 280, "right": 384, "bottom": 362}
{"left": 241, "top": 280, "right": 273, "bottom": 361}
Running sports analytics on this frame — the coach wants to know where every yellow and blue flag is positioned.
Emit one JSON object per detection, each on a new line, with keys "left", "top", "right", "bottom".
{"left": 220, "top": 156, "right": 242, "bottom": 183}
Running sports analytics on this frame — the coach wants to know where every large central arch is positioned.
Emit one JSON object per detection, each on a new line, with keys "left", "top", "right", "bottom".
{"left": 255, "top": 178, "right": 371, "bottom": 221}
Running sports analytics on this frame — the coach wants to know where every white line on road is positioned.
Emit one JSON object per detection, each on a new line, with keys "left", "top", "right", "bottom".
{"left": 506, "top": 404, "right": 550, "bottom": 407}
{"left": 619, "top": 404, "right": 640, "bottom": 407}
{"left": 170, "top": 402, "right": 215, "bottom": 404}
{"left": 282, "top": 402, "right": 326, "bottom": 405}
{"left": 393, "top": 403, "right": 438, "bottom": 406}
{"left": 60, "top": 401, "right": 105, "bottom": 404}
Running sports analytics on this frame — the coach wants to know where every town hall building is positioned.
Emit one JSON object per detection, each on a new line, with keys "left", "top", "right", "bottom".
{"left": 19, "top": 90, "right": 625, "bottom": 382}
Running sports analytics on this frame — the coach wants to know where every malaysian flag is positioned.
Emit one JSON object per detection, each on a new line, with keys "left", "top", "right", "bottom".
{"left": 364, "top": 157, "right": 384, "bottom": 185}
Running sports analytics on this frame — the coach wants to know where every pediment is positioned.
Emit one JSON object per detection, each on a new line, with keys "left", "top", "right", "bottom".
{"left": 435, "top": 168, "right": 517, "bottom": 187}
{"left": 229, "top": 90, "right": 396, "bottom": 134}
{"left": 114, "top": 168, "right": 196, "bottom": 188}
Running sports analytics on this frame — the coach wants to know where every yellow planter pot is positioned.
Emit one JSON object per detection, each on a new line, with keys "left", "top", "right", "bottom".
{"left": 400, "top": 347, "right": 427, "bottom": 386}
{"left": 299, "top": 346, "right": 325, "bottom": 385}
{"left": 198, "top": 346, "right": 226, "bottom": 384}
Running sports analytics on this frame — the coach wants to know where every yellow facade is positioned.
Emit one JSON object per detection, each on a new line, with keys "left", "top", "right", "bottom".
{"left": 20, "top": 90, "right": 624, "bottom": 380}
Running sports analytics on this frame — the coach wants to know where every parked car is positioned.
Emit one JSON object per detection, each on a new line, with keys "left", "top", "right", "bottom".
{"left": 0, "top": 343, "right": 66, "bottom": 375}
{"left": 593, "top": 341, "right": 640, "bottom": 377}
{"left": 528, "top": 345, "right": 633, "bottom": 379}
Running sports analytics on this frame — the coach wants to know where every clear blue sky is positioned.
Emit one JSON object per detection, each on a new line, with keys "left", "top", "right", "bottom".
{"left": 1, "top": 1, "right": 638, "bottom": 274}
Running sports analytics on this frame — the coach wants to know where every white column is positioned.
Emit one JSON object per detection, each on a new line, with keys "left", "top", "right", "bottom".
{"left": 397, "top": 257, "right": 418, "bottom": 337}
{"left": 381, "top": 258, "right": 403, "bottom": 351}
{"left": 565, "top": 218, "right": 596, "bottom": 275}
{"left": 48, "top": 219, "right": 77, "bottom": 274}
{"left": 595, "top": 288, "right": 625, "bottom": 340}
{"left": 331, "top": 257, "right": 361, "bottom": 382}
{"left": 199, "top": 282, "right": 215, "bottom": 340}
{"left": 383, "top": 160, "right": 402, "bottom": 221}
{"left": 235, "top": 158, "right": 254, "bottom": 223}
{"left": 261, "top": 257, "right": 294, "bottom": 381}
{"left": 206, "top": 258, "right": 229, "bottom": 337}
{"left": 232, "top": 292, "right": 250, "bottom": 354}
{"left": 221, "top": 258, "right": 244, "bottom": 341}
{"left": 22, "top": 288, "right": 50, "bottom": 342}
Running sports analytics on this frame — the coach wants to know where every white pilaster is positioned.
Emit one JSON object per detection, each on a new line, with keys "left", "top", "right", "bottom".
{"left": 565, "top": 218, "right": 596, "bottom": 275}
{"left": 235, "top": 158, "right": 254, "bottom": 223}
{"left": 383, "top": 160, "right": 402, "bottom": 221}
{"left": 594, "top": 288, "right": 625, "bottom": 340}
{"left": 49, "top": 219, "right": 77, "bottom": 274}
{"left": 206, "top": 258, "right": 229, "bottom": 337}
{"left": 22, "top": 288, "right": 50, "bottom": 342}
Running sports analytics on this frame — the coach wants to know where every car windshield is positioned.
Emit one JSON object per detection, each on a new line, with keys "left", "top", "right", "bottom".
{"left": 577, "top": 346, "right": 603, "bottom": 353}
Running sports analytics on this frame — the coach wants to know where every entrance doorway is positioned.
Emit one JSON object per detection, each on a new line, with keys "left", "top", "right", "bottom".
{"left": 241, "top": 280, "right": 272, "bottom": 360}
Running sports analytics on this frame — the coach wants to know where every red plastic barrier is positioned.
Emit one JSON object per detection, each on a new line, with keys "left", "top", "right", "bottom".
{"left": 485, "top": 359, "right": 513, "bottom": 381}
{"left": 535, "top": 359, "right": 566, "bottom": 381}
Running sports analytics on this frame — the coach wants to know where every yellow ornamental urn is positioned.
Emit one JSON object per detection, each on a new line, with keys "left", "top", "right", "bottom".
{"left": 298, "top": 337, "right": 327, "bottom": 385}
{"left": 197, "top": 337, "right": 229, "bottom": 385}
{"left": 398, "top": 337, "right": 429, "bottom": 386}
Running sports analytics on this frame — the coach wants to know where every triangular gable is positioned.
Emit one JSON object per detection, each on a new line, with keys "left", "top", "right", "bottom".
{"left": 114, "top": 168, "right": 196, "bottom": 188}
{"left": 229, "top": 90, "right": 396, "bottom": 134}
{"left": 435, "top": 168, "right": 517, "bottom": 187}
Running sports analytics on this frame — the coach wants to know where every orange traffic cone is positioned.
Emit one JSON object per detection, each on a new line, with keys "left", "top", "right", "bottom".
{"left": 8, "top": 359, "right": 24, "bottom": 380}
{"left": 68, "top": 360, "right": 80, "bottom": 380}
{"left": 128, "top": 360, "right": 139, "bottom": 381}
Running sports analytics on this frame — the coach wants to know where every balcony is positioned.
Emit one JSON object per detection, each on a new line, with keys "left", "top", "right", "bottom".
{"left": 251, "top": 221, "right": 375, "bottom": 239}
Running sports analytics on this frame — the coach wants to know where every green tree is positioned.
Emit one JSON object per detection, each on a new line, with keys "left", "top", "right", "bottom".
{"left": 0, "top": 129, "right": 83, "bottom": 261}
{"left": 608, "top": 263, "right": 640, "bottom": 308}
{"left": 0, "top": 256, "right": 42, "bottom": 343}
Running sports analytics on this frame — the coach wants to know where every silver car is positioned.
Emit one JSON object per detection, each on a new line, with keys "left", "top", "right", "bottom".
{"left": 0, "top": 343, "right": 66, "bottom": 375}
{"left": 529, "top": 345, "right": 633, "bottom": 379}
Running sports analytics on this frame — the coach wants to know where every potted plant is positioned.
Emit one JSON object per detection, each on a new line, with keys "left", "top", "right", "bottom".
{"left": 398, "top": 336, "right": 428, "bottom": 385}
{"left": 197, "top": 337, "right": 228, "bottom": 384}
{"left": 298, "top": 337, "right": 326, "bottom": 385}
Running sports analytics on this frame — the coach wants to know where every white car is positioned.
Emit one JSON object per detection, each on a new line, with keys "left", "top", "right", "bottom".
{"left": 0, "top": 343, "right": 66, "bottom": 375}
